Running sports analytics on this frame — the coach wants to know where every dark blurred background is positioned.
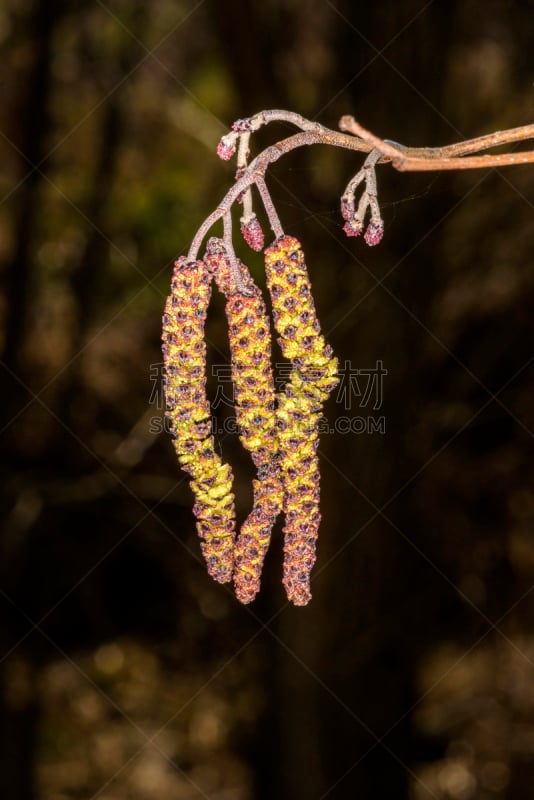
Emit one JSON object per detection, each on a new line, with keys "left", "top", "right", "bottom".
{"left": 1, "top": 1, "right": 534, "bottom": 798}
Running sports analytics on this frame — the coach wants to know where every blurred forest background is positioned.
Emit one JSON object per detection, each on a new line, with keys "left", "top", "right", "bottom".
{"left": 1, "top": 1, "right": 534, "bottom": 798}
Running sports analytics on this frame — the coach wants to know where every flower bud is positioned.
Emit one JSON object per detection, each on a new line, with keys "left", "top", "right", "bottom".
{"left": 364, "top": 221, "right": 384, "bottom": 246}
{"left": 343, "top": 220, "right": 363, "bottom": 238}
{"left": 216, "top": 132, "right": 238, "bottom": 161}
{"left": 240, "top": 214, "right": 265, "bottom": 252}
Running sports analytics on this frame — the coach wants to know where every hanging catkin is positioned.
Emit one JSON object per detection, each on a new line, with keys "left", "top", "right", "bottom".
{"left": 265, "top": 236, "right": 339, "bottom": 605}
{"left": 206, "top": 241, "right": 283, "bottom": 603}
{"left": 162, "top": 256, "right": 236, "bottom": 583}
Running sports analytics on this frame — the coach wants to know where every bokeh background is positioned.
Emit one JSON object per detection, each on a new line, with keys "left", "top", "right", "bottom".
{"left": 1, "top": 1, "right": 534, "bottom": 798}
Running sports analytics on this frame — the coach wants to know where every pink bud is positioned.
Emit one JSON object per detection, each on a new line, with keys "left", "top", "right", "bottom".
{"left": 217, "top": 138, "right": 236, "bottom": 161}
{"left": 241, "top": 215, "right": 265, "bottom": 251}
{"left": 342, "top": 220, "right": 363, "bottom": 238}
{"left": 364, "top": 221, "right": 384, "bottom": 246}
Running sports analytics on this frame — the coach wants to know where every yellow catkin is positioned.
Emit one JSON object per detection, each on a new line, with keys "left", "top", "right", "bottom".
{"left": 264, "top": 235, "right": 338, "bottom": 605}
{"left": 162, "top": 256, "right": 235, "bottom": 583}
{"left": 206, "top": 242, "right": 283, "bottom": 604}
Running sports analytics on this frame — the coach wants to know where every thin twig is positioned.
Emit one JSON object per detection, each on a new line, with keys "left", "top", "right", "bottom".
{"left": 340, "top": 115, "right": 534, "bottom": 170}
{"left": 237, "top": 131, "right": 254, "bottom": 220}
{"left": 222, "top": 212, "right": 249, "bottom": 294}
{"left": 255, "top": 176, "right": 284, "bottom": 238}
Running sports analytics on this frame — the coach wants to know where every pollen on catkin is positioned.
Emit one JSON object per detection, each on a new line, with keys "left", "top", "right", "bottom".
{"left": 264, "top": 235, "right": 338, "bottom": 606}
{"left": 206, "top": 240, "right": 283, "bottom": 604}
{"left": 162, "top": 256, "right": 236, "bottom": 583}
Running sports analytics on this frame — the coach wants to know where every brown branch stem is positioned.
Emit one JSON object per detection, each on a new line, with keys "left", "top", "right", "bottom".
{"left": 188, "top": 111, "right": 534, "bottom": 258}
{"left": 188, "top": 129, "right": 369, "bottom": 259}
{"left": 340, "top": 115, "right": 534, "bottom": 170}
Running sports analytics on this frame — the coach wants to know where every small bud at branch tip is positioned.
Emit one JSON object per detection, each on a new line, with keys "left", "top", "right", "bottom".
{"left": 364, "top": 221, "right": 384, "bottom": 246}
{"left": 217, "top": 132, "right": 238, "bottom": 161}
{"left": 343, "top": 220, "right": 363, "bottom": 238}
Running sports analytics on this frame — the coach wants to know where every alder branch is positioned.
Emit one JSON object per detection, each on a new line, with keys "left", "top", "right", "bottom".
{"left": 188, "top": 109, "right": 534, "bottom": 260}
{"left": 168, "top": 108, "right": 534, "bottom": 603}
{"left": 339, "top": 115, "right": 534, "bottom": 170}
{"left": 188, "top": 128, "right": 368, "bottom": 259}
